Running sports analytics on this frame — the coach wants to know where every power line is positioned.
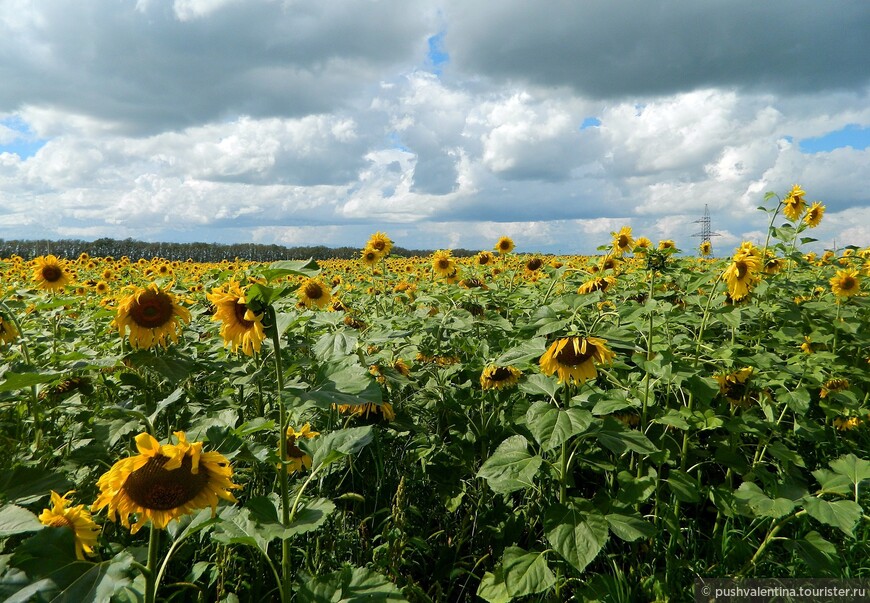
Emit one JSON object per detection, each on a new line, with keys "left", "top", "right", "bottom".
{"left": 691, "top": 204, "right": 721, "bottom": 244}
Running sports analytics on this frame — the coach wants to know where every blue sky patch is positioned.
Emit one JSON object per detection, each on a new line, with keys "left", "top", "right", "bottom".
{"left": 580, "top": 117, "right": 601, "bottom": 130}
{"left": 0, "top": 116, "right": 47, "bottom": 159}
{"left": 427, "top": 31, "right": 448, "bottom": 75}
{"left": 799, "top": 124, "right": 870, "bottom": 153}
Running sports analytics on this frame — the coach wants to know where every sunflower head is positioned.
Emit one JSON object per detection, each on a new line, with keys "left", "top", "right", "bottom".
{"left": 297, "top": 278, "right": 332, "bottom": 309}
{"left": 830, "top": 269, "right": 861, "bottom": 298}
{"left": 39, "top": 491, "right": 101, "bottom": 560}
{"left": 699, "top": 241, "right": 712, "bottom": 257}
{"left": 804, "top": 201, "right": 825, "bottom": 228}
{"left": 714, "top": 367, "right": 758, "bottom": 407}
{"left": 480, "top": 365, "right": 522, "bottom": 390}
{"left": 283, "top": 423, "right": 320, "bottom": 474}
{"left": 361, "top": 247, "right": 382, "bottom": 267}
{"left": 207, "top": 281, "right": 266, "bottom": 355}
{"left": 612, "top": 226, "right": 634, "bottom": 256}
{"left": 0, "top": 313, "right": 19, "bottom": 346}
{"left": 477, "top": 251, "right": 494, "bottom": 266}
{"left": 821, "top": 378, "right": 849, "bottom": 399}
{"left": 431, "top": 250, "right": 456, "bottom": 278}
{"left": 333, "top": 402, "right": 396, "bottom": 422}
{"left": 112, "top": 283, "right": 191, "bottom": 349}
{"left": 33, "top": 255, "right": 72, "bottom": 291}
{"left": 539, "top": 336, "right": 615, "bottom": 385}
{"left": 494, "top": 236, "right": 515, "bottom": 255}
{"left": 92, "top": 431, "right": 240, "bottom": 534}
{"left": 366, "top": 232, "right": 393, "bottom": 256}
{"left": 783, "top": 185, "right": 806, "bottom": 221}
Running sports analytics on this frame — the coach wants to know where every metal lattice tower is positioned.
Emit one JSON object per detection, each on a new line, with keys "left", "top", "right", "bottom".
{"left": 691, "top": 204, "right": 721, "bottom": 244}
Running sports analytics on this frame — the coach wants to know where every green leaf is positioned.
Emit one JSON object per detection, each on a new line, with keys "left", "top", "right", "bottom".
{"left": 543, "top": 500, "right": 609, "bottom": 573}
{"left": 812, "top": 468, "right": 853, "bottom": 496}
{"left": 525, "top": 401, "right": 593, "bottom": 451}
{"left": 0, "top": 371, "right": 64, "bottom": 392}
{"left": 733, "top": 482, "right": 795, "bottom": 519}
{"left": 212, "top": 506, "right": 278, "bottom": 554}
{"left": 310, "top": 426, "right": 374, "bottom": 470}
{"left": 828, "top": 454, "right": 870, "bottom": 491}
{"left": 802, "top": 497, "right": 862, "bottom": 537}
{"left": 0, "top": 505, "right": 44, "bottom": 537}
{"left": 477, "top": 435, "right": 542, "bottom": 494}
{"left": 597, "top": 419, "right": 659, "bottom": 455}
{"left": 501, "top": 547, "right": 555, "bottom": 597}
{"left": 785, "top": 531, "right": 839, "bottom": 575}
{"left": 667, "top": 469, "right": 701, "bottom": 503}
{"left": 495, "top": 338, "right": 548, "bottom": 367}
{"left": 518, "top": 373, "right": 559, "bottom": 402}
{"left": 605, "top": 512, "right": 656, "bottom": 542}
{"left": 313, "top": 331, "right": 358, "bottom": 362}
{"left": 0, "top": 467, "right": 72, "bottom": 505}
{"left": 616, "top": 470, "right": 656, "bottom": 505}
{"left": 297, "top": 565, "right": 406, "bottom": 602}
{"left": 285, "top": 498, "right": 336, "bottom": 538}
{"left": 261, "top": 258, "right": 321, "bottom": 282}
{"left": 477, "top": 568, "right": 511, "bottom": 603}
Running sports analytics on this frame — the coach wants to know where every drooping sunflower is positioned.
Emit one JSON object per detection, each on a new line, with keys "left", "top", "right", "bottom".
{"left": 366, "top": 232, "right": 393, "bottom": 256}
{"left": 539, "top": 336, "right": 615, "bottom": 384}
{"left": 334, "top": 401, "right": 396, "bottom": 422}
{"left": 0, "top": 313, "right": 19, "bottom": 346}
{"left": 480, "top": 365, "right": 522, "bottom": 390}
{"left": 803, "top": 201, "right": 825, "bottom": 228}
{"left": 699, "top": 241, "right": 712, "bottom": 257}
{"left": 763, "top": 254, "right": 787, "bottom": 275}
{"left": 658, "top": 240, "right": 676, "bottom": 251}
{"left": 112, "top": 283, "right": 191, "bottom": 349}
{"left": 431, "top": 250, "right": 456, "bottom": 278}
{"left": 494, "top": 236, "right": 515, "bottom": 255}
{"left": 783, "top": 184, "right": 806, "bottom": 221}
{"left": 821, "top": 378, "right": 849, "bottom": 398}
{"left": 612, "top": 226, "right": 634, "bottom": 256}
{"left": 92, "top": 431, "right": 240, "bottom": 534}
{"left": 39, "top": 491, "right": 101, "bottom": 560}
{"left": 207, "top": 281, "right": 266, "bottom": 356}
{"left": 283, "top": 423, "right": 320, "bottom": 474}
{"left": 33, "top": 254, "right": 72, "bottom": 291}
{"left": 714, "top": 367, "right": 755, "bottom": 407}
{"left": 830, "top": 269, "right": 861, "bottom": 298}
{"left": 723, "top": 252, "right": 760, "bottom": 301}
{"left": 297, "top": 278, "right": 332, "bottom": 309}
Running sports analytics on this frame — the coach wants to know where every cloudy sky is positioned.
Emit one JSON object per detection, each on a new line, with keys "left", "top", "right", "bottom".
{"left": 1, "top": 0, "right": 869, "bottom": 254}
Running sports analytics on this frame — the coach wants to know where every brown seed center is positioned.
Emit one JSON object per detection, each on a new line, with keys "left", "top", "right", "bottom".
{"left": 42, "top": 266, "right": 63, "bottom": 282}
{"left": 130, "top": 291, "right": 174, "bottom": 328}
{"left": 490, "top": 367, "right": 514, "bottom": 381}
{"left": 123, "top": 455, "right": 210, "bottom": 511}
{"left": 304, "top": 283, "right": 323, "bottom": 299}
{"left": 233, "top": 301, "right": 254, "bottom": 328}
{"left": 554, "top": 340, "right": 595, "bottom": 366}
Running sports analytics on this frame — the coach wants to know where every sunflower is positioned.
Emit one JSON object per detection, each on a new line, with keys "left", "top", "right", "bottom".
{"left": 821, "top": 378, "right": 849, "bottom": 398}
{"left": 539, "top": 336, "right": 615, "bottom": 384}
{"left": 714, "top": 367, "right": 757, "bottom": 407}
{"left": 297, "top": 278, "right": 332, "bottom": 309}
{"left": 494, "top": 236, "right": 515, "bottom": 255}
{"left": 803, "top": 201, "right": 825, "bottom": 228}
{"left": 431, "top": 250, "right": 456, "bottom": 278}
{"left": 723, "top": 253, "right": 760, "bottom": 301}
{"left": 480, "top": 365, "right": 521, "bottom": 390}
{"left": 112, "top": 283, "right": 191, "bottom": 349}
{"left": 525, "top": 257, "right": 544, "bottom": 272}
{"left": 366, "top": 232, "right": 393, "bottom": 256}
{"left": 0, "top": 313, "right": 19, "bottom": 346}
{"left": 658, "top": 240, "right": 676, "bottom": 251}
{"left": 207, "top": 281, "right": 266, "bottom": 356}
{"left": 476, "top": 251, "right": 494, "bottom": 266}
{"left": 33, "top": 255, "right": 72, "bottom": 291}
{"left": 830, "top": 269, "right": 861, "bottom": 298}
{"left": 833, "top": 416, "right": 862, "bottom": 431}
{"left": 94, "top": 281, "right": 110, "bottom": 295}
{"left": 360, "top": 248, "right": 382, "bottom": 267}
{"left": 634, "top": 237, "right": 652, "bottom": 253}
{"left": 763, "top": 254, "right": 787, "bottom": 275}
{"left": 283, "top": 423, "right": 320, "bottom": 474}
{"left": 612, "top": 226, "right": 634, "bottom": 256}
{"left": 92, "top": 431, "right": 240, "bottom": 534}
{"left": 334, "top": 402, "right": 396, "bottom": 421}
{"left": 578, "top": 275, "right": 615, "bottom": 295}
{"left": 783, "top": 184, "right": 806, "bottom": 221}
{"left": 699, "top": 241, "right": 712, "bottom": 257}
{"left": 39, "top": 491, "right": 101, "bottom": 560}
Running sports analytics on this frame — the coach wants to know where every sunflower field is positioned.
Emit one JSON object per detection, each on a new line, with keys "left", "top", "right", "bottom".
{"left": 0, "top": 188, "right": 868, "bottom": 602}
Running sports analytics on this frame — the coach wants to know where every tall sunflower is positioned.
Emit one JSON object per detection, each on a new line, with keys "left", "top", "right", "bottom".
{"left": 494, "top": 236, "right": 515, "bottom": 255}
{"left": 207, "top": 281, "right": 266, "bottom": 356}
{"left": 33, "top": 254, "right": 72, "bottom": 291}
{"left": 578, "top": 275, "right": 616, "bottom": 295}
{"left": 783, "top": 184, "right": 806, "bottom": 221}
{"left": 539, "top": 336, "right": 615, "bottom": 384}
{"left": 366, "top": 232, "right": 393, "bottom": 256}
{"left": 360, "top": 248, "right": 382, "bottom": 268}
{"left": 283, "top": 423, "right": 320, "bottom": 474}
{"left": 723, "top": 248, "right": 760, "bottom": 301}
{"left": 297, "top": 278, "right": 332, "bottom": 309}
{"left": 92, "top": 431, "right": 240, "bottom": 534}
{"left": 112, "top": 283, "right": 191, "bottom": 349}
{"left": 830, "top": 269, "right": 861, "bottom": 298}
{"left": 611, "top": 226, "right": 634, "bottom": 256}
{"left": 699, "top": 241, "right": 712, "bottom": 257}
{"left": 39, "top": 490, "right": 101, "bottom": 560}
{"left": 480, "top": 365, "right": 521, "bottom": 390}
{"left": 804, "top": 201, "right": 825, "bottom": 228}
{"left": 431, "top": 250, "right": 456, "bottom": 278}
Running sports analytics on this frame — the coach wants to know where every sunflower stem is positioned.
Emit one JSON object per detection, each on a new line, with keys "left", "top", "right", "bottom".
{"left": 144, "top": 524, "right": 160, "bottom": 603}
{"left": 267, "top": 307, "right": 293, "bottom": 603}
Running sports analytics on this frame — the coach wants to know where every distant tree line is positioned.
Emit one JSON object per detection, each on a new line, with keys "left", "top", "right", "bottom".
{"left": 0, "top": 237, "right": 481, "bottom": 262}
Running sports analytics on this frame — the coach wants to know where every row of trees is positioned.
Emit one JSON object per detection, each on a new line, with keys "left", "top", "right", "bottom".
{"left": 0, "top": 237, "right": 481, "bottom": 262}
